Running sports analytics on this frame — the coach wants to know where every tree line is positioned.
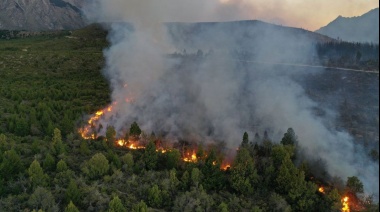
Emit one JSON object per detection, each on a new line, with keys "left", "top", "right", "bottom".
{"left": 0, "top": 125, "right": 377, "bottom": 211}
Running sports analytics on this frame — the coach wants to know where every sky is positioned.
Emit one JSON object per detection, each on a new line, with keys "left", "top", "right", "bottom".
{"left": 86, "top": 0, "right": 378, "bottom": 31}
{"left": 214, "top": 0, "right": 380, "bottom": 30}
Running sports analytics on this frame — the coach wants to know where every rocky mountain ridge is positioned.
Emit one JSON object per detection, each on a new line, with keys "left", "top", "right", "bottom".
{"left": 0, "top": 0, "right": 85, "bottom": 31}
{"left": 316, "top": 8, "right": 379, "bottom": 44}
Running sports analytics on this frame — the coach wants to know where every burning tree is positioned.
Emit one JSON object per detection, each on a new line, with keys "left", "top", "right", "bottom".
{"left": 341, "top": 176, "right": 365, "bottom": 212}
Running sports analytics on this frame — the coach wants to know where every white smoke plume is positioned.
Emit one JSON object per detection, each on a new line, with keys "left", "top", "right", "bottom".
{"left": 83, "top": 1, "right": 379, "bottom": 198}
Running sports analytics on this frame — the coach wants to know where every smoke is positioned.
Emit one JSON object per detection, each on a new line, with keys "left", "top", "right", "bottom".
{"left": 84, "top": 0, "right": 378, "bottom": 198}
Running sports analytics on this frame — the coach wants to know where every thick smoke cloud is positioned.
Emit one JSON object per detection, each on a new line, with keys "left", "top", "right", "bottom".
{"left": 84, "top": 0, "right": 378, "bottom": 198}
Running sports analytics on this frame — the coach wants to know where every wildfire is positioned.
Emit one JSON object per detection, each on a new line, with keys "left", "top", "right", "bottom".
{"left": 79, "top": 103, "right": 116, "bottom": 139}
{"left": 128, "top": 143, "right": 145, "bottom": 150}
{"left": 157, "top": 149, "right": 167, "bottom": 153}
{"left": 183, "top": 151, "right": 197, "bottom": 163}
{"left": 342, "top": 196, "right": 350, "bottom": 212}
{"left": 318, "top": 187, "right": 325, "bottom": 194}
{"left": 117, "top": 139, "right": 124, "bottom": 146}
{"left": 221, "top": 164, "right": 231, "bottom": 171}
{"left": 79, "top": 105, "right": 232, "bottom": 170}
{"left": 115, "top": 139, "right": 145, "bottom": 150}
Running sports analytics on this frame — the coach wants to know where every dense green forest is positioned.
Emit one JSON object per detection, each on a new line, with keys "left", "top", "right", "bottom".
{"left": 0, "top": 25, "right": 378, "bottom": 211}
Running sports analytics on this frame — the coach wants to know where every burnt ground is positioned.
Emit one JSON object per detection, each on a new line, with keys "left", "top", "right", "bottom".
{"left": 297, "top": 68, "right": 379, "bottom": 155}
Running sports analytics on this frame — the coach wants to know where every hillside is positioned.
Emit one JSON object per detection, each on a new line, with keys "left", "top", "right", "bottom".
{"left": 0, "top": 0, "right": 85, "bottom": 31}
{"left": 0, "top": 24, "right": 378, "bottom": 211}
{"left": 167, "top": 20, "right": 334, "bottom": 44}
{"left": 167, "top": 20, "right": 335, "bottom": 63}
{"left": 316, "top": 8, "right": 379, "bottom": 44}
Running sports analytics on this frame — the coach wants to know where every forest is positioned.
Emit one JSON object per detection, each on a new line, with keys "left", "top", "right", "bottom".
{"left": 316, "top": 41, "right": 379, "bottom": 71}
{"left": 0, "top": 24, "right": 378, "bottom": 211}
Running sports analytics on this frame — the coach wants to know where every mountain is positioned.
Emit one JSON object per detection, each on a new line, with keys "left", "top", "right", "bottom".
{"left": 316, "top": 8, "right": 379, "bottom": 44}
{"left": 167, "top": 20, "right": 334, "bottom": 45}
{"left": 0, "top": 0, "right": 86, "bottom": 31}
{"left": 166, "top": 20, "right": 335, "bottom": 63}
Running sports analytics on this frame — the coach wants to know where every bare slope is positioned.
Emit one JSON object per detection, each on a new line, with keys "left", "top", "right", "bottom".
{"left": 316, "top": 8, "right": 379, "bottom": 44}
{"left": 0, "top": 0, "right": 85, "bottom": 30}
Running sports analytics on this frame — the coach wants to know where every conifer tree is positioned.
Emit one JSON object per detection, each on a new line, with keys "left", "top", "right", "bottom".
{"left": 65, "top": 201, "right": 79, "bottom": 212}
{"left": 108, "top": 196, "right": 126, "bottom": 212}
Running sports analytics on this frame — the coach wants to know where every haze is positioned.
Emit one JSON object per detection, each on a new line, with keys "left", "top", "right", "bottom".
{"left": 84, "top": 0, "right": 379, "bottom": 198}
{"left": 85, "top": 0, "right": 379, "bottom": 30}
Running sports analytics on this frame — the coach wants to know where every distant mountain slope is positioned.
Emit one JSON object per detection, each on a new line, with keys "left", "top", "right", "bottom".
{"left": 0, "top": 0, "right": 85, "bottom": 31}
{"left": 316, "top": 8, "right": 379, "bottom": 44}
{"left": 166, "top": 20, "right": 335, "bottom": 63}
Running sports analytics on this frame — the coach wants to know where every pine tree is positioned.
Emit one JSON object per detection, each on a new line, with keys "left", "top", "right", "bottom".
{"left": 108, "top": 196, "right": 126, "bottom": 212}
{"left": 66, "top": 180, "right": 81, "bottom": 205}
{"left": 346, "top": 176, "right": 364, "bottom": 194}
{"left": 43, "top": 153, "right": 55, "bottom": 172}
{"left": 242, "top": 132, "right": 249, "bottom": 147}
{"left": 231, "top": 148, "right": 258, "bottom": 195}
{"left": 129, "top": 122, "right": 141, "bottom": 138}
{"left": 143, "top": 141, "right": 157, "bottom": 170}
{"left": 28, "top": 160, "right": 49, "bottom": 189}
{"left": 165, "top": 149, "right": 181, "bottom": 169}
{"left": 148, "top": 184, "right": 162, "bottom": 208}
{"left": 52, "top": 128, "right": 65, "bottom": 156}
{"left": 181, "top": 171, "right": 190, "bottom": 190}
{"left": 56, "top": 159, "right": 68, "bottom": 173}
{"left": 202, "top": 148, "right": 226, "bottom": 190}
{"left": 281, "top": 128, "right": 297, "bottom": 146}
{"left": 106, "top": 126, "right": 116, "bottom": 144}
{"left": 83, "top": 153, "right": 110, "bottom": 179}
{"left": 65, "top": 201, "right": 79, "bottom": 212}
{"left": 191, "top": 168, "right": 201, "bottom": 187}
{"left": 0, "top": 149, "right": 23, "bottom": 180}
{"left": 218, "top": 202, "right": 229, "bottom": 212}
{"left": 132, "top": 201, "right": 148, "bottom": 212}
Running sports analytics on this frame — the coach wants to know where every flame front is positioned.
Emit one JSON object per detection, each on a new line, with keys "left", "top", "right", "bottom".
{"left": 221, "top": 164, "right": 231, "bottom": 171}
{"left": 115, "top": 139, "right": 146, "bottom": 150}
{"left": 79, "top": 103, "right": 116, "bottom": 139}
{"left": 117, "top": 139, "right": 124, "bottom": 146}
{"left": 342, "top": 196, "right": 350, "bottom": 212}
{"left": 183, "top": 151, "right": 197, "bottom": 163}
{"left": 79, "top": 107, "right": 232, "bottom": 170}
{"left": 318, "top": 187, "right": 325, "bottom": 194}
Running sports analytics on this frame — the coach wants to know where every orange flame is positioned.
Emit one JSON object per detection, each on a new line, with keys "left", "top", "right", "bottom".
{"left": 114, "top": 139, "right": 145, "bottom": 150}
{"left": 221, "top": 164, "right": 231, "bottom": 171}
{"left": 318, "top": 187, "right": 325, "bottom": 194}
{"left": 79, "top": 109, "right": 235, "bottom": 169}
{"left": 79, "top": 103, "right": 116, "bottom": 139}
{"left": 183, "top": 151, "right": 197, "bottom": 163}
{"left": 157, "top": 148, "right": 167, "bottom": 153}
{"left": 128, "top": 142, "right": 145, "bottom": 150}
{"left": 117, "top": 139, "right": 124, "bottom": 146}
{"left": 342, "top": 196, "right": 350, "bottom": 212}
